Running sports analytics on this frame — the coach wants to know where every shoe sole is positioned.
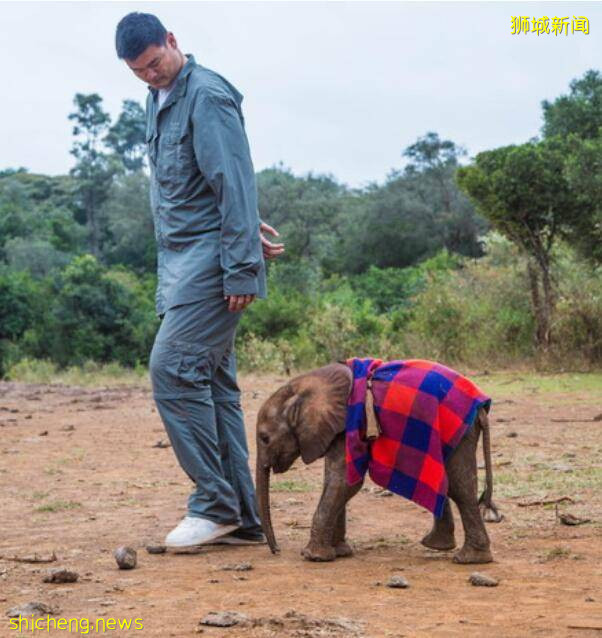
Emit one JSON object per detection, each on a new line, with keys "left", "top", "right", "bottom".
{"left": 165, "top": 523, "right": 239, "bottom": 549}
{"left": 209, "top": 535, "right": 267, "bottom": 546}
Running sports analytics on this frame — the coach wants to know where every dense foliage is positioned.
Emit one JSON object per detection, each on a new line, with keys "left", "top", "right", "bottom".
{"left": 1, "top": 70, "right": 601, "bottom": 377}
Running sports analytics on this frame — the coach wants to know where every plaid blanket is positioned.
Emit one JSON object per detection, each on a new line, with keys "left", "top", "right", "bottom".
{"left": 345, "top": 358, "right": 491, "bottom": 518}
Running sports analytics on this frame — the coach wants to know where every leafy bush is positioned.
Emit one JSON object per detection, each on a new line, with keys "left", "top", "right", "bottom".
{"left": 406, "top": 235, "right": 534, "bottom": 365}
{"left": 0, "top": 268, "right": 44, "bottom": 375}
{"left": 48, "top": 254, "right": 155, "bottom": 367}
{"left": 552, "top": 245, "right": 602, "bottom": 366}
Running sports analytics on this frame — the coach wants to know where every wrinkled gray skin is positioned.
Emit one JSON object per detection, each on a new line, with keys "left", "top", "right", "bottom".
{"left": 255, "top": 363, "right": 502, "bottom": 563}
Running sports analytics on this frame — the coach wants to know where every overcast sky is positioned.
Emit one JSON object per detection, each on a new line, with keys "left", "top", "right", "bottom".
{"left": 1, "top": 1, "right": 599, "bottom": 187}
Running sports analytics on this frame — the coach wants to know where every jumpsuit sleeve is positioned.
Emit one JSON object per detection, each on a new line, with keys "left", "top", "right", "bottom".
{"left": 191, "top": 92, "right": 263, "bottom": 296}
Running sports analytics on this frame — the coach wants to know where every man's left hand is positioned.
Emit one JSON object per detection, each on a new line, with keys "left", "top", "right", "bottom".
{"left": 260, "top": 222, "right": 285, "bottom": 260}
{"left": 225, "top": 294, "right": 256, "bottom": 312}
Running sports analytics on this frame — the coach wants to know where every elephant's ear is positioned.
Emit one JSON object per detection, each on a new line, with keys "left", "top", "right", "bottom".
{"left": 285, "top": 363, "right": 352, "bottom": 464}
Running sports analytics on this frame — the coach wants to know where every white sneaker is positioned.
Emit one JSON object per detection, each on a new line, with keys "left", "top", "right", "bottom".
{"left": 164, "top": 516, "right": 239, "bottom": 548}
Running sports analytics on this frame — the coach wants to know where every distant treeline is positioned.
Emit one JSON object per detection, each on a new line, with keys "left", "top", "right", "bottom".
{"left": 1, "top": 70, "right": 601, "bottom": 376}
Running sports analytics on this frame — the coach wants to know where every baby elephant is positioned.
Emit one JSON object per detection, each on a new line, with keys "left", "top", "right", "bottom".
{"left": 255, "top": 361, "right": 502, "bottom": 564}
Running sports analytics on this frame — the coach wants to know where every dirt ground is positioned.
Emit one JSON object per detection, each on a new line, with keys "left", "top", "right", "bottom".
{"left": 1, "top": 370, "right": 601, "bottom": 637}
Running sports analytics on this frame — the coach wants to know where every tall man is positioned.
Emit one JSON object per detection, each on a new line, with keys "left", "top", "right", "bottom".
{"left": 115, "top": 12, "right": 284, "bottom": 547}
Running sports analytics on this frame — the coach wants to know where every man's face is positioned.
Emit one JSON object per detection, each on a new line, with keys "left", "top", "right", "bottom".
{"left": 125, "top": 32, "right": 183, "bottom": 89}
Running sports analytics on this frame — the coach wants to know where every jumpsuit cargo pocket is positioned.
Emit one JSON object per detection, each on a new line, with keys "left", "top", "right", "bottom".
{"left": 176, "top": 350, "right": 217, "bottom": 390}
{"left": 150, "top": 340, "right": 216, "bottom": 397}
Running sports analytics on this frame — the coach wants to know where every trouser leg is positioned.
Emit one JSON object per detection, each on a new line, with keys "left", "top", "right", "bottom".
{"left": 149, "top": 298, "right": 244, "bottom": 526}
{"left": 212, "top": 348, "right": 262, "bottom": 535}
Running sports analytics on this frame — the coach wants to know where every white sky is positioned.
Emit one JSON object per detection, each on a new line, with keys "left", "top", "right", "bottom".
{"left": 1, "top": 1, "right": 599, "bottom": 187}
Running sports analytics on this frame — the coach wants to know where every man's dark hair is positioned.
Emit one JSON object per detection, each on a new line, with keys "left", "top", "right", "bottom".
{"left": 115, "top": 12, "right": 167, "bottom": 60}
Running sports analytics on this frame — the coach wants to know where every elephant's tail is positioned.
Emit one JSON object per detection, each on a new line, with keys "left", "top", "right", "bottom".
{"left": 477, "top": 407, "right": 503, "bottom": 523}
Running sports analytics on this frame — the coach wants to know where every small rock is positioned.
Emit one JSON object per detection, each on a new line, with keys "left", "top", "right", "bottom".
{"left": 146, "top": 545, "right": 167, "bottom": 554}
{"left": 152, "top": 440, "right": 171, "bottom": 448}
{"left": 469, "top": 572, "right": 499, "bottom": 587}
{"left": 386, "top": 575, "right": 410, "bottom": 589}
{"left": 199, "top": 611, "right": 248, "bottom": 627}
{"left": 506, "top": 431, "right": 518, "bottom": 438}
{"left": 221, "top": 562, "right": 253, "bottom": 572}
{"left": 43, "top": 568, "right": 79, "bottom": 583}
{"left": 6, "top": 601, "right": 56, "bottom": 618}
{"left": 585, "top": 596, "right": 595, "bottom": 602}
{"left": 559, "top": 513, "right": 590, "bottom": 526}
{"left": 114, "top": 547, "right": 137, "bottom": 570}
{"left": 61, "top": 425, "right": 75, "bottom": 432}
{"left": 38, "top": 431, "right": 48, "bottom": 436}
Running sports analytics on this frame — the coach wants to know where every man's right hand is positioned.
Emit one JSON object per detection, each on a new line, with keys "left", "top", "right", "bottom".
{"left": 225, "top": 294, "right": 255, "bottom": 312}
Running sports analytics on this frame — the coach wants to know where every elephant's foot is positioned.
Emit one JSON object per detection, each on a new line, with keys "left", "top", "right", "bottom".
{"left": 452, "top": 545, "right": 493, "bottom": 564}
{"left": 420, "top": 530, "right": 456, "bottom": 551}
{"left": 334, "top": 541, "right": 353, "bottom": 558}
{"left": 301, "top": 542, "right": 336, "bottom": 562}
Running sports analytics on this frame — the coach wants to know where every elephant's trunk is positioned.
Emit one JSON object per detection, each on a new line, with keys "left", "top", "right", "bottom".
{"left": 256, "top": 459, "right": 280, "bottom": 554}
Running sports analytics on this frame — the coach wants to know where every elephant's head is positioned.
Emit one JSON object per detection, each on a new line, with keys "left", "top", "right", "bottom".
{"left": 255, "top": 363, "right": 352, "bottom": 553}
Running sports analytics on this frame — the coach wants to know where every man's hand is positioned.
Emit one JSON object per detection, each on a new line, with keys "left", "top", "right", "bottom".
{"left": 260, "top": 222, "right": 285, "bottom": 260}
{"left": 225, "top": 294, "right": 256, "bottom": 312}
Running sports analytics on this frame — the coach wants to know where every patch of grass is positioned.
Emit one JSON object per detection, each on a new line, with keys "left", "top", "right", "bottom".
{"left": 31, "top": 491, "right": 50, "bottom": 500}
{"left": 6, "top": 358, "right": 149, "bottom": 388}
{"left": 539, "top": 545, "right": 571, "bottom": 562}
{"left": 494, "top": 466, "right": 602, "bottom": 499}
{"left": 43, "top": 467, "right": 64, "bottom": 476}
{"left": 35, "top": 500, "right": 82, "bottom": 513}
{"left": 271, "top": 479, "right": 314, "bottom": 493}
{"left": 479, "top": 371, "right": 602, "bottom": 398}
{"left": 376, "top": 534, "right": 410, "bottom": 548}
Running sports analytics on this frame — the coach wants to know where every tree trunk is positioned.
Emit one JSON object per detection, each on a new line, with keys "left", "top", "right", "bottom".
{"left": 527, "top": 257, "right": 552, "bottom": 349}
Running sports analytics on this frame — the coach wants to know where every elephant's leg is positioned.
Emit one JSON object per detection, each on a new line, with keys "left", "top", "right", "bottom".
{"left": 332, "top": 481, "right": 363, "bottom": 558}
{"left": 446, "top": 425, "right": 493, "bottom": 564}
{"left": 420, "top": 499, "right": 456, "bottom": 551}
{"left": 302, "top": 435, "right": 349, "bottom": 562}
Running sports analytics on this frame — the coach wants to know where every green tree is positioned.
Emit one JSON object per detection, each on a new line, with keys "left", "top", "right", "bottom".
{"left": 541, "top": 71, "right": 602, "bottom": 264}
{"left": 403, "top": 132, "right": 488, "bottom": 258}
{"left": 102, "top": 172, "right": 156, "bottom": 272}
{"left": 542, "top": 69, "right": 602, "bottom": 140}
{"left": 257, "top": 166, "right": 345, "bottom": 264}
{"left": 69, "top": 93, "right": 119, "bottom": 258}
{"left": 0, "top": 172, "right": 84, "bottom": 270}
{"left": 0, "top": 269, "right": 40, "bottom": 375}
{"left": 105, "top": 99, "right": 147, "bottom": 172}
{"left": 563, "top": 135, "right": 602, "bottom": 264}
{"left": 330, "top": 133, "right": 486, "bottom": 275}
{"left": 457, "top": 138, "right": 583, "bottom": 348}
{"left": 49, "top": 255, "right": 148, "bottom": 366}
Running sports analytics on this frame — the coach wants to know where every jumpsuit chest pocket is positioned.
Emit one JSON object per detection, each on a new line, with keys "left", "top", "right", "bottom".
{"left": 157, "top": 124, "right": 195, "bottom": 185}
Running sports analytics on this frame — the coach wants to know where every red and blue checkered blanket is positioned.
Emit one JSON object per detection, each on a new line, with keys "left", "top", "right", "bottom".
{"left": 345, "top": 358, "right": 491, "bottom": 518}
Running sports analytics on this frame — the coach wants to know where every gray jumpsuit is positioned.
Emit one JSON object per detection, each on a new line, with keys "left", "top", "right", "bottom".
{"left": 146, "top": 55, "right": 266, "bottom": 534}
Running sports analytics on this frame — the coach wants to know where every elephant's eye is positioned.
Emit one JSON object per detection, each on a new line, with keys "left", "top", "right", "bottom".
{"left": 259, "top": 432, "right": 270, "bottom": 445}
